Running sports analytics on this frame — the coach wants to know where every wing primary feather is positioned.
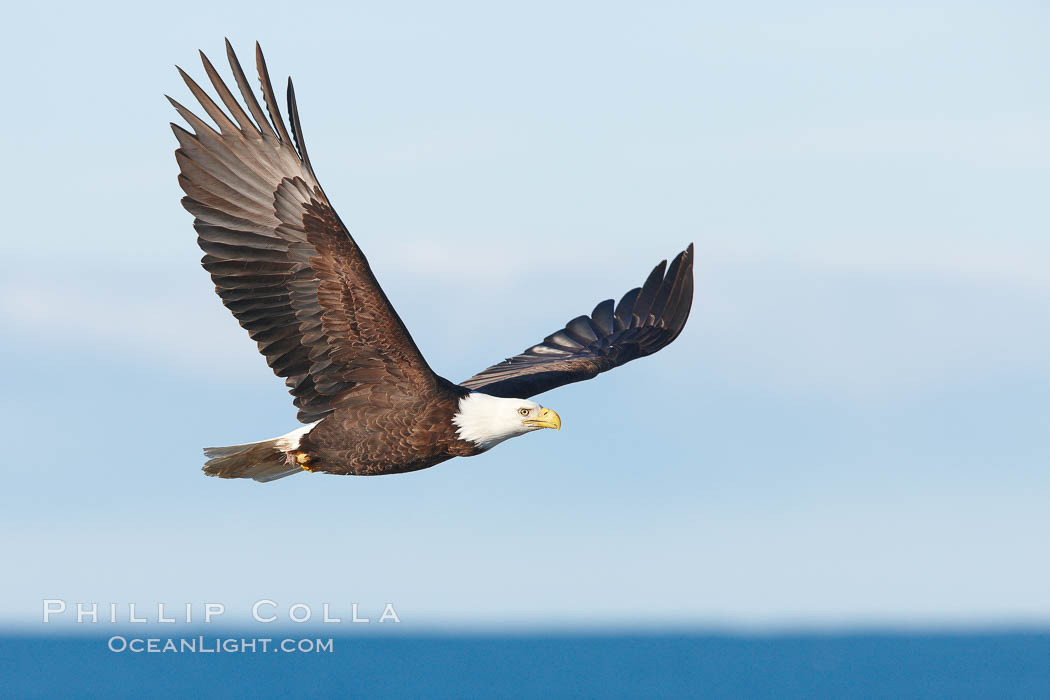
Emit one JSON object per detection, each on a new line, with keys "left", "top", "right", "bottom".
{"left": 199, "top": 50, "right": 260, "bottom": 136}
{"left": 647, "top": 252, "right": 684, "bottom": 324}
{"left": 613, "top": 287, "right": 640, "bottom": 331}
{"left": 565, "top": 315, "right": 599, "bottom": 344}
{"left": 632, "top": 259, "right": 667, "bottom": 326}
{"left": 176, "top": 66, "right": 239, "bottom": 136}
{"left": 255, "top": 42, "right": 293, "bottom": 145}
{"left": 665, "top": 244, "right": 695, "bottom": 337}
{"left": 286, "top": 77, "right": 315, "bottom": 175}
{"left": 655, "top": 244, "right": 693, "bottom": 340}
{"left": 544, "top": 330, "right": 584, "bottom": 350}
{"left": 225, "top": 38, "right": 276, "bottom": 143}
{"left": 590, "top": 299, "right": 615, "bottom": 336}
{"left": 167, "top": 96, "right": 222, "bottom": 140}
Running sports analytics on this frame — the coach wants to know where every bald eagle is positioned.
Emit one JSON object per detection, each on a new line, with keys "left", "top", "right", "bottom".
{"left": 170, "top": 42, "right": 694, "bottom": 481}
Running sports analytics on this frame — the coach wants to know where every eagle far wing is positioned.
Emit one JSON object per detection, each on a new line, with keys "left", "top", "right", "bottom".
{"left": 460, "top": 245, "right": 694, "bottom": 399}
{"left": 171, "top": 41, "right": 441, "bottom": 422}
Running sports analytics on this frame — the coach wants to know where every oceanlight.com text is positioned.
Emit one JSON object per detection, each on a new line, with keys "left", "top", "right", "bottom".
{"left": 107, "top": 636, "right": 334, "bottom": 654}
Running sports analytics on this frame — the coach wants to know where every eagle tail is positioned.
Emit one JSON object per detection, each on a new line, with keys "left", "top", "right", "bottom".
{"left": 202, "top": 439, "right": 301, "bottom": 483}
{"left": 203, "top": 422, "right": 321, "bottom": 482}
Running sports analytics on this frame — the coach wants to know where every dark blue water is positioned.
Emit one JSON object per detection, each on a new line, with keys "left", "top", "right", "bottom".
{"left": 2, "top": 632, "right": 1049, "bottom": 698}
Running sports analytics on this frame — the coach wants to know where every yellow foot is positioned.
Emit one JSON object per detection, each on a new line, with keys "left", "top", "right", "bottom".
{"left": 293, "top": 452, "right": 316, "bottom": 472}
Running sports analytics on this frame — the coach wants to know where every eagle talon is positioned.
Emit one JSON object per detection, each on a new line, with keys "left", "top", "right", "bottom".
{"left": 287, "top": 451, "right": 315, "bottom": 472}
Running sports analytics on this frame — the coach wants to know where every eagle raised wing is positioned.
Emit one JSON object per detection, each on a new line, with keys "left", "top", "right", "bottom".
{"left": 460, "top": 245, "right": 694, "bottom": 399}
{"left": 171, "top": 41, "right": 442, "bottom": 422}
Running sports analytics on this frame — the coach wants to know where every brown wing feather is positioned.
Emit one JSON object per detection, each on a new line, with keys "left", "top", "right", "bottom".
{"left": 172, "top": 41, "right": 441, "bottom": 421}
{"left": 460, "top": 245, "right": 694, "bottom": 399}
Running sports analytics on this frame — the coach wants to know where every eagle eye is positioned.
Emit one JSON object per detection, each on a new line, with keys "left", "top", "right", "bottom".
{"left": 518, "top": 408, "right": 530, "bottom": 417}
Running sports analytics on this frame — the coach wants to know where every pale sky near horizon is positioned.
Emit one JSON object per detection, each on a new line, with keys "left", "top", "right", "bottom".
{"left": 1, "top": 1, "right": 1048, "bottom": 629}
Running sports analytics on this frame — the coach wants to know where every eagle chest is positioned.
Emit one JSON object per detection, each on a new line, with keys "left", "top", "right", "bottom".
{"left": 298, "top": 400, "right": 476, "bottom": 475}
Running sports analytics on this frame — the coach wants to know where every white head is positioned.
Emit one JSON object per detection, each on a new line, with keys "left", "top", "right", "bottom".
{"left": 452, "top": 393, "right": 562, "bottom": 451}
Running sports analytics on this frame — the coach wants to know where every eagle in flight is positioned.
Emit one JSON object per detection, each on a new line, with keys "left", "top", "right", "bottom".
{"left": 170, "top": 41, "right": 694, "bottom": 482}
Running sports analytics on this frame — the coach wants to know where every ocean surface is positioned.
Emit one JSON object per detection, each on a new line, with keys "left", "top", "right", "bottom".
{"left": 2, "top": 632, "right": 1049, "bottom": 698}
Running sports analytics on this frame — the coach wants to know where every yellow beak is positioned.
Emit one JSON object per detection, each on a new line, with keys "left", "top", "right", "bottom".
{"left": 524, "top": 407, "right": 562, "bottom": 431}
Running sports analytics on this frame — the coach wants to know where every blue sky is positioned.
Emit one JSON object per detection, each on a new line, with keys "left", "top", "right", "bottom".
{"left": 1, "top": 1, "right": 1048, "bottom": 630}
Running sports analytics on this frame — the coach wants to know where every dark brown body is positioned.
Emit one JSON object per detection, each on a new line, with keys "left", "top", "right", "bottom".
{"left": 299, "top": 383, "right": 481, "bottom": 475}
